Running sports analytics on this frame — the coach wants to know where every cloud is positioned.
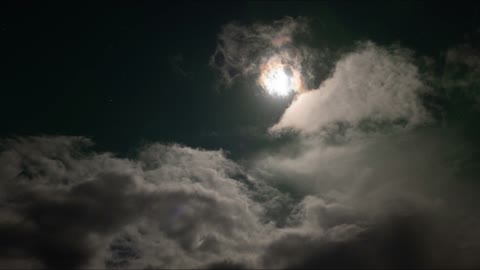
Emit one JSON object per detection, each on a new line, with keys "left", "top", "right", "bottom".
{"left": 247, "top": 41, "right": 480, "bottom": 269}
{"left": 210, "top": 17, "right": 318, "bottom": 88}
{"left": 0, "top": 136, "right": 274, "bottom": 268}
{"left": 262, "top": 210, "right": 459, "bottom": 269}
{"left": 251, "top": 125, "right": 480, "bottom": 268}
{"left": 440, "top": 44, "right": 480, "bottom": 109}
{"left": 271, "top": 42, "right": 431, "bottom": 134}
{"left": 445, "top": 44, "right": 480, "bottom": 75}
{"left": 3, "top": 129, "right": 480, "bottom": 268}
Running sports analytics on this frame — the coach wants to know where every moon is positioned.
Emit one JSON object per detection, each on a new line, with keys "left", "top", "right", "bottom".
{"left": 259, "top": 57, "right": 303, "bottom": 97}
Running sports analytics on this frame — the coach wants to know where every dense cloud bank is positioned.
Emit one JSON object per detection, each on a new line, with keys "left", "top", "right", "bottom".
{"left": 0, "top": 137, "right": 272, "bottom": 268}
{"left": 2, "top": 127, "right": 480, "bottom": 269}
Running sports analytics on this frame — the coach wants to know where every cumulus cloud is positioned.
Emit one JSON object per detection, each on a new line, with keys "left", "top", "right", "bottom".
{"left": 6, "top": 127, "right": 480, "bottom": 269}
{"left": 0, "top": 136, "right": 275, "bottom": 268}
{"left": 253, "top": 121, "right": 480, "bottom": 268}
{"left": 246, "top": 40, "right": 480, "bottom": 269}
{"left": 271, "top": 42, "right": 431, "bottom": 134}
{"left": 3, "top": 124, "right": 480, "bottom": 268}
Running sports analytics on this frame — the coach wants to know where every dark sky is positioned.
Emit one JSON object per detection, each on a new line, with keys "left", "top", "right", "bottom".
{"left": 2, "top": 2, "right": 480, "bottom": 269}
{"left": 3, "top": 2, "right": 479, "bottom": 156}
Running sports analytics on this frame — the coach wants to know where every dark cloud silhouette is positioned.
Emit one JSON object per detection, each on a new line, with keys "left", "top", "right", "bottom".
{"left": 258, "top": 205, "right": 478, "bottom": 269}
{"left": 206, "top": 260, "right": 248, "bottom": 270}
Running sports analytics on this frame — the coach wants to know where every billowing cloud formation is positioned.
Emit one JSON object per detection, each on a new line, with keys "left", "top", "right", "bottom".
{"left": 211, "top": 17, "right": 319, "bottom": 90}
{"left": 253, "top": 93, "right": 480, "bottom": 268}
{"left": 253, "top": 125, "right": 480, "bottom": 268}
{"left": 4, "top": 126, "right": 480, "bottom": 269}
{"left": 271, "top": 42, "right": 431, "bottom": 134}
{"left": 0, "top": 136, "right": 273, "bottom": 268}
{"left": 251, "top": 38, "right": 480, "bottom": 269}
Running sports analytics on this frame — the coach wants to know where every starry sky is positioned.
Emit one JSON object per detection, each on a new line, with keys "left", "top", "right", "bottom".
{"left": 2, "top": 1, "right": 480, "bottom": 269}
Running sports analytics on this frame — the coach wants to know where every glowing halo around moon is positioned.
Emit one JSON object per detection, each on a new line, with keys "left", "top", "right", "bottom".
{"left": 263, "top": 66, "right": 294, "bottom": 96}
{"left": 258, "top": 57, "right": 304, "bottom": 97}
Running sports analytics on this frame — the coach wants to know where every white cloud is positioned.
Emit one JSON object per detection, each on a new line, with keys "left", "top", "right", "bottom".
{"left": 0, "top": 136, "right": 273, "bottom": 268}
{"left": 2, "top": 129, "right": 480, "bottom": 268}
{"left": 271, "top": 42, "right": 431, "bottom": 134}
{"left": 251, "top": 125, "right": 480, "bottom": 268}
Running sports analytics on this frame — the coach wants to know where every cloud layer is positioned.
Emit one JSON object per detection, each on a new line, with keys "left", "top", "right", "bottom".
{"left": 3, "top": 124, "right": 480, "bottom": 269}
{"left": 0, "top": 137, "right": 273, "bottom": 268}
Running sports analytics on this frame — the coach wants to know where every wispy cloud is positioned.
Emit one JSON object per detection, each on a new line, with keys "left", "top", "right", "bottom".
{"left": 210, "top": 17, "right": 318, "bottom": 90}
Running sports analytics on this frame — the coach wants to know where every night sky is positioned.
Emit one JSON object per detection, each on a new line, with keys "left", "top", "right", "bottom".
{"left": 2, "top": 1, "right": 480, "bottom": 269}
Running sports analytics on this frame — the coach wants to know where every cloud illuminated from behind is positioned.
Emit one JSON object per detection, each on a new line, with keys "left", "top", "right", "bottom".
{"left": 271, "top": 42, "right": 431, "bottom": 134}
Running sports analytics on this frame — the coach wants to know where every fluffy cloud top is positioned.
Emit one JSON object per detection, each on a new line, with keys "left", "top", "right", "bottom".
{"left": 0, "top": 136, "right": 271, "bottom": 268}
{"left": 5, "top": 130, "right": 480, "bottom": 269}
{"left": 271, "top": 42, "right": 431, "bottom": 134}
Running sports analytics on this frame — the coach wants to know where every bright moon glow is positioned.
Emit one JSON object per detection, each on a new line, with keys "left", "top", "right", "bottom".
{"left": 264, "top": 67, "right": 295, "bottom": 96}
{"left": 259, "top": 57, "right": 303, "bottom": 97}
